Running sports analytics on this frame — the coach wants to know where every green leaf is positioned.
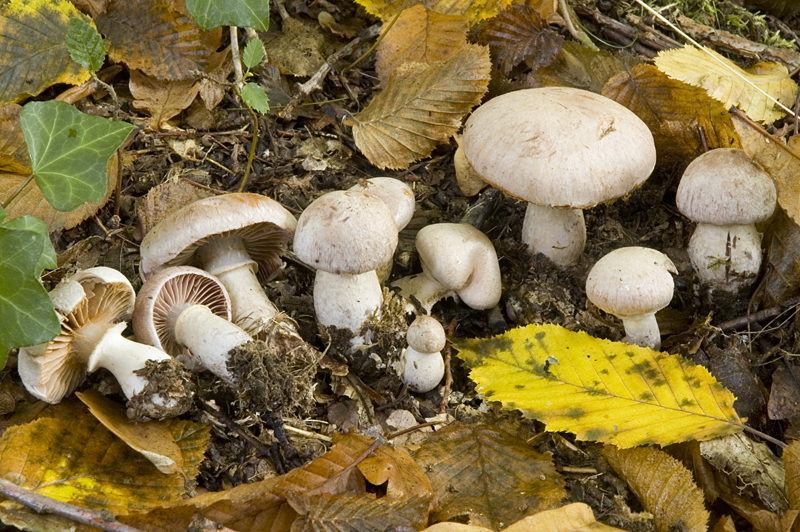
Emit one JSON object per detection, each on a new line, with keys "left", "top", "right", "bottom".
{"left": 242, "top": 38, "right": 265, "bottom": 70}
{"left": 20, "top": 100, "right": 135, "bottom": 212}
{"left": 66, "top": 17, "right": 105, "bottom": 73}
{"left": 241, "top": 82, "right": 270, "bottom": 113}
{"left": 185, "top": 0, "right": 270, "bottom": 31}
{"left": 2, "top": 215, "right": 57, "bottom": 273}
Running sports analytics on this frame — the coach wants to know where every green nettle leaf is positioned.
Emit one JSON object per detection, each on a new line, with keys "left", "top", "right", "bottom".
{"left": 20, "top": 100, "right": 135, "bottom": 212}
{"left": 66, "top": 17, "right": 105, "bottom": 73}
{"left": 185, "top": 0, "right": 270, "bottom": 31}
{"left": 242, "top": 38, "right": 265, "bottom": 70}
{"left": 241, "top": 82, "right": 270, "bottom": 113}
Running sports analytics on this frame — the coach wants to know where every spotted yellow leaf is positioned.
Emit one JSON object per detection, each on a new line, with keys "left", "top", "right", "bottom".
{"left": 452, "top": 324, "right": 744, "bottom": 448}
{"left": 355, "top": 0, "right": 519, "bottom": 25}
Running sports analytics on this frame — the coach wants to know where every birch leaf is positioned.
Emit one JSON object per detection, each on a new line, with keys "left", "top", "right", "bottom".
{"left": 355, "top": 0, "right": 519, "bottom": 25}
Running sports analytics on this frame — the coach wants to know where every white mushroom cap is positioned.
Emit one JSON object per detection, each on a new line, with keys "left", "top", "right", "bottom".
{"left": 676, "top": 149, "right": 776, "bottom": 226}
{"left": 293, "top": 190, "right": 399, "bottom": 274}
{"left": 407, "top": 315, "right": 447, "bottom": 353}
{"left": 403, "top": 316, "right": 446, "bottom": 393}
{"left": 349, "top": 177, "right": 415, "bottom": 231}
{"left": 461, "top": 87, "right": 656, "bottom": 209}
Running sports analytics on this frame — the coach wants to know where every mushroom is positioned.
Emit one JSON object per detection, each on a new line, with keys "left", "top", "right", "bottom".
{"left": 461, "top": 87, "right": 656, "bottom": 266}
{"left": 453, "top": 134, "right": 486, "bottom": 197}
{"left": 293, "top": 190, "right": 399, "bottom": 333}
{"left": 675, "top": 148, "right": 776, "bottom": 293}
{"left": 17, "top": 267, "right": 194, "bottom": 420}
{"left": 585, "top": 247, "right": 677, "bottom": 350}
{"left": 402, "top": 315, "right": 446, "bottom": 393}
{"left": 393, "top": 223, "right": 502, "bottom": 312}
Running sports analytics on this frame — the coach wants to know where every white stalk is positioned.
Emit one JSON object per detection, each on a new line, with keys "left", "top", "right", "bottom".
{"left": 314, "top": 270, "right": 383, "bottom": 332}
{"left": 687, "top": 223, "right": 762, "bottom": 292}
{"left": 522, "top": 203, "right": 586, "bottom": 266}
{"left": 402, "top": 348, "right": 445, "bottom": 393}
{"left": 392, "top": 271, "right": 453, "bottom": 312}
{"left": 619, "top": 313, "right": 661, "bottom": 350}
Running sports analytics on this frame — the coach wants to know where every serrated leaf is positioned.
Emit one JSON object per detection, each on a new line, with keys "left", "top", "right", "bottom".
{"left": 604, "top": 445, "right": 709, "bottom": 532}
{"left": 376, "top": 4, "right": 469, "bottom": 87}
{"left": 0, "top": 0, "right": 91, "bottom": 104}
{"left": 129, "top": 69, "right": 200, "bottom": 130}
{"left": 242, "top": 38, "right": 265, "bottom": 70}
{"left": 355, "top": 0, "right": 520, "bottom": 25}
{"left": 241, "top": 82, "right": 270, "bottom": 113}
{"left": 414, "top": 422, "right": 566, "bottom": 530}
{"left": 66, "top": 17, "right": 105, "bottom": 73}
{"left": 20, "top": 100, "right": 134, "bottom": 212}
{"left": 291, "top": 493, "right": 431, "bottom": 532}
{"left": 350, "top": 43, "right": 490, "bottom": 170}
{"left": 655, "top": 45, "right": 797, "bottom": 124}
{"left": 453, "top": 324, "right": 745, "bottom": 448}
{"left": 186, "top": 0, "right": 270, "bottom": 31}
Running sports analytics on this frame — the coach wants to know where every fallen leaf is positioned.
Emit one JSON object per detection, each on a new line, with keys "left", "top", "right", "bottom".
{"left": 604, "top": 445, "right": 709, "bottom": 532}
{"left": 350, "top": 43, "right": 490, "bottom": 170}
{"left": 711, "top": 515, "right": 737, "bottom": 532}
{"left": 135, "top": 179, "right": 215, "bottom": 241}
{"left": 0, "top": 104, "right": 30, "bottom": 174}
{"left": 358, "top": 442, "right": 434, "bottom": 501}
{"left": 198, "top": 47, "right": 232, "bottom": 110}
{"left": 655, "top": 45, "right": 797, "bottom": 123}
{"left": 755, "top": 208, "right": 800, "bottom": 309}
{"left": 768, "top": 365, "right": 800, "bottom": 422}
{"left": 503, "top": 503, "right": 628, "bottom": 531}
{"left": 413, "top": 422, "right": 565, "bottom": 530}
{"left": 784, "top": 441, "right": 800, "bottom": 509}
{"left": 356, "top": 0, "right": 520, "bottom": 25}
{"left": 266, "top": 17, "right": 333, "bottom": 77}
{"left": 130, "top": 69, "right": 200, "bottom": 130}
{"left": 452, "top": 324, "right": 744, "bottom": 448}
{"left": 185, "top": 0, "right": 270, "bottom": 31}
{"left": 290, "top": 492, "right": 432, "bottom": 532}
{"left": 529, "top": 41, "right": 632, "bottom": 93}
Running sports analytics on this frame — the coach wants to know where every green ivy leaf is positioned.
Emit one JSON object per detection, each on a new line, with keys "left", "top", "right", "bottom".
{"left": 185, "top": 0, "right": 270, "bottom": 31}
{"left": 20, "top": 101, "right": 135, "bottom": 212}
{"left": 2, "top": 215, "right": 57, "bottom": 273}
{"left": 242, "top": 38, "right": 265, "bottom": 70}
{"left": 241, "top": 82, "right": 270, "bottom": 114}
{"left": 66, "top": 17, "right": 105, "bottom": 73}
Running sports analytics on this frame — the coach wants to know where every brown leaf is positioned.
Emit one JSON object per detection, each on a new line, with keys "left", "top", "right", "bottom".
{"left": 526, "top": 41, "right": 631, "bottom": 93}
{"left": 711, "top": 515, "right": 738, "bottom": 532}
{"left": 198, "top": 47, "right": 232, "bottom": 110}
{"left": 135, "top": 179, "right": 215, "bottom": 241}
{"left": 376, "top": 4, "right": 469, "bottom": 87}
{"left": 768, "top": 365, "right": 800, "bottom": 422}
{"left": 96, "top": 0, "right": 221, "bottom": 81}
{"left": 290, "top": 492, "right": 432, "bottom": 532}
{"left": 786, "top": 441, "right": 800, "bottom": 510}
{"left": 350, "top": 43, "right": 490, "bottom": 170}
{"left": 0, "top": 104, "right": 30, "bottom": 174}
{"left": 603, "top": 445, "right": 708, "bottom": 532}
{"left": 266, "top": 17, "right": 333, "bottom": 77}
{"left": 479, "top": 5, "right": 564, "bottom": 75}
{"left": 414, "top": 422, "right": 565, "bottom": 530}
{"left": 503, "top": 503, "right": 629, "bottom": 531}
{"left": 602, "top": 63, "right": 741, "bottom": 164}
{"left": 720, "top": 492, "right": 797, "bottom": 532}
{"left": 130, "top": 70, "right": 200, "bottom": 130}
{"left": 358, "top": 443, "right": 434, "bottom": 501}
{"left": 755, "top": 208, "right": 800, "bottom": 308}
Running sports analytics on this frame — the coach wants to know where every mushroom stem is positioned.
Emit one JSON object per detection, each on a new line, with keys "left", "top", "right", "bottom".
{"left": 402, "top": 348, "right": 445, "bottom": 393}
{"left": 392, "top": 271, "right": 453, "bottom": 312}
{"left": 687, "top": 223, "right": 762, "bottom": 292}
{"left": 314, "top": 270, "right": 383, "bottom": 332}
{"left": 521, "top": 203, "right": 586, "bottom": 266}
{"left": 619, "top": 313, "right": 661, "bottom": 350}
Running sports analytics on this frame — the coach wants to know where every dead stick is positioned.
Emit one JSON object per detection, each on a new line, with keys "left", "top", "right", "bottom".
{"left": 717, "top": 295, "right": 800, "bottom": 331}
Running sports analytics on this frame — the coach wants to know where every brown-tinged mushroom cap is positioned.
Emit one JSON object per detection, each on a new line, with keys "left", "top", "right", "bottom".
{"left": 461, "top": 87, "right": 656, "bottom": 209}
{"left": 139, "top": 193, "right": 297, "bottom": 280}
{"left": 676, "top": 148, "right": 776, "bottom": 226}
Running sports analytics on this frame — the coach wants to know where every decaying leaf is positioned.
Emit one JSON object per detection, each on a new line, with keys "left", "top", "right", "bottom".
{"left": 711, "top": 515, "right": 738, "bottom": 532}
{"left": 784, "top": 440, "right": 800, "bottom": 509}
{"left": 768, "top": 364, "right": 800, "bottom": 422}
{"left": 0, "top": 104, "right": 30, "bottom": 174}
{"left": 198, "top": 47, "right": 232, "bottom": 110}
{"left": 96, "top": 0, "right": 221, "bottom": 80}
{"left": 266, "top": 17, "right": 333, "bottom": 77}
{"left": 290, "top": 493, "right": 432, "bottom": 532}
{"left": 655, "top": 45, "right": 797, "bottom": 123}
{"left": 603, "top": 63, "right": 741, "bottom": 163}
{"left": 479, "top": 5, "right": 564, "bottom": 75}
{"left": 358, "top": 442, "right": 434, "bottom": 501}
{"left": 413, "top": 422, "right": 565, "bottom": 530}
{"left": 355, "top": 0, "right": 521, "bottom": 25}
{"left": 350, "top": 43, "right": 490, "bottom": 169}
{"left": 755, "top": 208, "right": 800, "bottom": 308}
{"left": 135, "top": 179, "right": 215, "bottom": 240}
{"left": 453, "top": 324, "right": 744, "bottom": 448}
{"left": 376, "top": 4, "right": 469, "bottom": 87}
{"left": 604, "top": 445, "right": 709, "bottom": 532}
{"left": 130, "top": 70, "right": 200, "bottom": 130}
{"left": 528, "top": 41, "right": 631, "bottom": 93}
{"left": 423, "top": 503, "right": 628, "bottom": 531}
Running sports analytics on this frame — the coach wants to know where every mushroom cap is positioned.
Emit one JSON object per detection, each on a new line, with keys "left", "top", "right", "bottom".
{"left": 133, "top": 265, "right": 232, "bottom": 363}
{"left": 585, "top": 247, "right": 676, "bottom": 317}
{"left": 407, "top": 315, "right": 446, "bottom": 353}
{"left": 461, "top": 87, "right": 656, "bottom": 208}
{"left": 139, "top": 193, "right": 298, "bottom": 280}
{"left": 294, "top": 190, "right": 399, "bottom": 275}
{"left": 349, "top": 177, "right": 416, "bottom": 231}
{"left": 676, "top": 148, "right": 776, "bottom": 225}
{"left": 17, "top": 267, "right": 136, "bottom": 404}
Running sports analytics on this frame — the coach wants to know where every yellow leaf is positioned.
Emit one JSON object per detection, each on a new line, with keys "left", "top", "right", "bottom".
{"left": 350, "top": 43, "right": 490, "bottom": 170}
{"left": 376, "top": 4, "right": 469, "bottom": 87}
{"left": 655, "top": 45, "right": 797, "bottom": 123}
{"left": 503, "top": 503, "right": 630, "bottom": 531}
{"left": 0, "top": 0, "right": 91, "bottom": 103}
{"left": 452, "top": 324, "right": 744, "bottom": 448}
{"left": 355, "top": 0, "right": 520, "bottom": 25}
{"left": 603, "top": 445, "right": 709, "bottom": 532}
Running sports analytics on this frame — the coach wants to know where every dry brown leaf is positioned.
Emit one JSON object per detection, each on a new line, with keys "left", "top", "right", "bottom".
{"left": 0, "top": 104, "right": 30, "bottom": 174}
{"left": 350, "top": 43, "right": 490, "bottom": 170}
{"left": 96, "top": 0, "right": 221, "bottom": 80}
{"left": 134, "top": 179, "right": 215, "bottom": 241}
{"left": 130, "top": 70, "right": 200, "bottom": 130}
{"left": 502, "top": 503, "right": 628, "bottom": 531}
{"left": 711, "top": 515, "right": 738, "bottom": 532}
{"left": 528, "top": 41, "right": 631, "bottom": 93}
{"left": 198, "top": 47, "right": 232, "bottom": 110}
{"left": 289, "top": 492, "right": 432, "bottom": 532}
{"left": 603, "top": 445, "right": 708, "bottom": 532}
{"left": 603, "top": 63, "right": 741, "bottom": 163}
{"left": 414, "top": 422, "right": 565, "bottom": 530}
{"left": 376, "top": 4, "right": 469, "bottom": 87}
{"left": 356, "top": 0, "right": 520, "bottom": 25}
{"left": 755, "top": 209, "right": 800, "bottom": 309}
{"left": 479, "top": 5, "right": 564, "bottom": 75}
{"left": 266, "top": 17, "right": 334, "bottom": 77}
{"left": 721, "top": 493, "right": 797, "bottom": 532}
{"left": 784, "top": 441, "right": 800, "bottom": 510}
{"left": 358, "top": 442, "right": 434, "bottom": 501}
{"left": 424, "top": 524, "right": 493, "bottom": 532}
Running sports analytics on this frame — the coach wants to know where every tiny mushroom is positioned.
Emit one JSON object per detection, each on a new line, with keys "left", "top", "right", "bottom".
{"left": 585, "top": 247, "right": 676, "bottom": 350}
{"left": 293, "top": 190, "right": 399, "bottom": 333}
{"left": 393, "top": 223, "right": 502, "bottom": 312}
{"left": 676, "top": 148, "right": 776, "bottom": 293}
{"left": 402, "top": 315, "right": 446, "bottom": 393}
{"left": 17, "top": 267, "right": 194, "bottom": 420}
{"left": 461, "top": 87, "right": 656, "bottom": 266}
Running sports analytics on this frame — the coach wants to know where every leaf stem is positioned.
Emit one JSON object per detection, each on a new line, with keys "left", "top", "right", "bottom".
{"left": 2, "top": 173, "right": 35, "bottom": 210}
{"left": 237, "top": 99, "right": 258, "bottom": 193}
{"left": 742, "top": 425, "right": 786, "bottom": 448}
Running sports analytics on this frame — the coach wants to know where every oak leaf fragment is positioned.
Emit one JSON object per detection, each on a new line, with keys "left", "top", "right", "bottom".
{"left": 130, "top": 69, "right": 200, "bottom": 130}
{"left": 350, "top": 43, "right": 490, "bottom": 170}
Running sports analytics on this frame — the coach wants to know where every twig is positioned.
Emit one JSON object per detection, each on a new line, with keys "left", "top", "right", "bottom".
{"left": 283, "top": 424, "right": 333, "bottom": 442}
{"left": 717, "top": 295, "right": 800, "bottom": 331}
{"left": 195, "top": 400, "right": 278, "bottom": 462}
{"left": 0, "top": 477, "right": 145, "bottom": 532}
{"left": 440, "top": 317, "right": 457, "bottom": 413}
{"left": 230, "top": 26, "right": 244, "bottom": 91}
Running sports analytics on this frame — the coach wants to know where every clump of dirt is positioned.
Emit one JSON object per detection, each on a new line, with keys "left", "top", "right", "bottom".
{"left": 128, "top": 358, "right": 195, "bottom": 420}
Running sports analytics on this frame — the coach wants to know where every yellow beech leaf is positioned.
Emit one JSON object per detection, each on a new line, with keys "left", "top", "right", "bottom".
{"left": 376, "top": 4, "right": 469, "bottom": 87}
{"left": 785, "top": 441, "right": 800, "bottom": 509}
{"left": 355, "top": 0, "right": 520, "bottom": 25}
{"left": 603, "top": 445, "right": 709, "bottom": 532}
{"left": 0, "top": 0, "right": 91, "bottom": 103}
{"left": 655, "top": 45, "right": 797, "bottom": 123}
{"left": 423, "top": 503, "right": 628, "bottom": 531}
{"left": 350, "top": 43, "right": 490, "bottom": 170}
{"left": 452, "top": 324, "right": 744, "bottom": 448}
